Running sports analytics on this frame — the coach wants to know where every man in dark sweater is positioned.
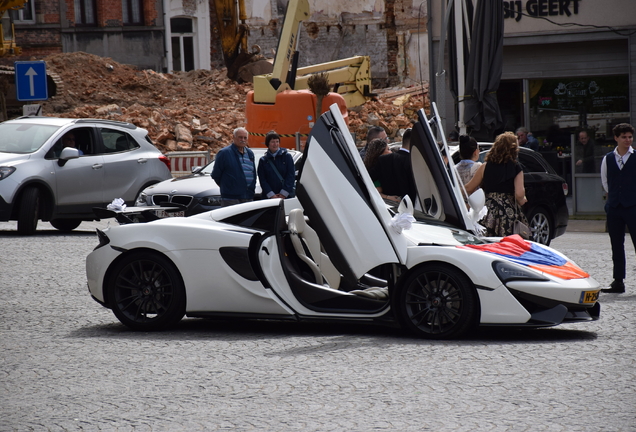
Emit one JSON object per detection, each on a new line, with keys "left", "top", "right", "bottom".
{"left": 375, "top": 129, "right": 416, "bottom": 203}
{"left": 600, "top": 123, "right": 635, "bottom": 293}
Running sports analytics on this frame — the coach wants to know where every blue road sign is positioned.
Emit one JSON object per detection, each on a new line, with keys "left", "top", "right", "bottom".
{"left": 15, "top": 61, "right": 48, "bottom": 101}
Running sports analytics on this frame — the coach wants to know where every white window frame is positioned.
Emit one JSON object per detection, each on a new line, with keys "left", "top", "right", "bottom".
{"left": 12, "top": 0, "right": 35, "bottom": 24}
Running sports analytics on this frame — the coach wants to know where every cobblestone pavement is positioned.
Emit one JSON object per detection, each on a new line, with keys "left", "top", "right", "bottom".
{"left": 1, "top": 221, "right": 635, "bottom": 431}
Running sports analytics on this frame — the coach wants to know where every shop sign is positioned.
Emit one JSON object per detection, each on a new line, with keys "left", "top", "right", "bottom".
{"left": 530, "top": 76, "right": 629, "bottom": 114}
{"left": 504, "top": 0, "right": 581, "bottom": 22}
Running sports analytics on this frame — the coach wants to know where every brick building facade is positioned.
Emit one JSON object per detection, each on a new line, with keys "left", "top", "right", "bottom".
{"left": 3, "top": 0, "right": 165, "bottom": 70}
{"left": 2, "top": 0, "right": 429, "bottom": 87}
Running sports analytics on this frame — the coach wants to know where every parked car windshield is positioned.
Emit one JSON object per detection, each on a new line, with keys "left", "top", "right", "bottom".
{"left": 0, "top": 123, "right": 61, "bottom": 154}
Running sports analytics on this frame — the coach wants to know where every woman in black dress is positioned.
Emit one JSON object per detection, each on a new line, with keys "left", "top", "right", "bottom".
{"left": 465, "top": 131, "right": 528, "bottom": 237}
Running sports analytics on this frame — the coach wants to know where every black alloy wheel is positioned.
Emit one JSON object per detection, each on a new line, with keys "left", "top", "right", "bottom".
{"left": 50, "top": 218, "right": 82, "bottom": 231}
{"left": 397, "top": 263, "right": 477, "bottom": 339}
{"left": 107, "top": 252, "right": 186, "bottom": 331}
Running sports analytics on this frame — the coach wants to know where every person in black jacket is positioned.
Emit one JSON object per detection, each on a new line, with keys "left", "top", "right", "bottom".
{"left": 575, "top": 130, "right": 596, "bottom": 173}
{"left": 374, "top": 129, "right": 416, "bottom": 203}
{"left": 600, "top": 123, "right": 636, "bottom": 293}
{"left": 257, "top": 131, "right": 296, "bottom": 199}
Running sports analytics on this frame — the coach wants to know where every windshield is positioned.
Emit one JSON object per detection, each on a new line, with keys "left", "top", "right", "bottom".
{"left": 0, "top": 123, "right": 61, "bottom": 154}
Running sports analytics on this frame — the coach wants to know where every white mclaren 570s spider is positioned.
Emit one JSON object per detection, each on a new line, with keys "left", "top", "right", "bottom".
{"left": 86, "top": 104, "right": 600, "bottom": 339}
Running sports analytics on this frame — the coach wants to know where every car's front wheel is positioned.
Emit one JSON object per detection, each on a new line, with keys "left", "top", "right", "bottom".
{"left": 527, "top": 207, "right": 552, "bottom": 246}
{"left": 50, "top": 219, "right": 82, "bottom": 232}
{"left": 106, "top": 252, "right": 186, "bottom": 331}
{"left": 17, "top": 187, "right": 40, "bottom": 235}
{"left": 396, "top": 263, "right": 478, "bottom": 339}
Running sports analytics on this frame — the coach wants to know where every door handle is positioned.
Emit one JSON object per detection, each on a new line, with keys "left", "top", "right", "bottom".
{"left": 92, "top": 164, "right": 103, "bottom": 170}
{"left": 137, "top": 158, "right": 148, "bottom": 164}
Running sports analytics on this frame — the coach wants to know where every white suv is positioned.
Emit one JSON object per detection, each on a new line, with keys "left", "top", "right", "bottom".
{"left": 0, "top": 117, "right": 172, "bottom": 234}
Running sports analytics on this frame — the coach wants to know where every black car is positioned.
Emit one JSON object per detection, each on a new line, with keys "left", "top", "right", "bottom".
{"left": 453, "top": 144, "right": 569, "bottom": 245}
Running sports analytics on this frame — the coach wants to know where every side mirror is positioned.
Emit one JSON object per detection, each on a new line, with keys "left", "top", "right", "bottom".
{"left": 57, "top": 147, "right": 80, "bottom": 166}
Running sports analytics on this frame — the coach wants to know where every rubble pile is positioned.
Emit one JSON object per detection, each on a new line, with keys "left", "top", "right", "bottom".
{"left": 41, "top": 52, "right": 429, "bottom": 155}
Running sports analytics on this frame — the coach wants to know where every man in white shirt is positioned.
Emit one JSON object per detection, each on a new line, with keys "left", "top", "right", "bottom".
{"left": 599, "top": 123, "right": 635, "bottom": 293}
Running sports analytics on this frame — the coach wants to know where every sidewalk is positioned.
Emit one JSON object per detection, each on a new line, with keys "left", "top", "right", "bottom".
{"left": 567, "top": 219, "right": 606, "bottom": 233}
{"left": 565, "top": 196, "right": 606, "bottom": 233}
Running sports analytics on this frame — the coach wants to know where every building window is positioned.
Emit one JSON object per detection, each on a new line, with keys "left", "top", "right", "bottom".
{"left": 170, "top": 17, "right": 195, "bottom": 72}
{"left": 10, "top": 0, "right": 35, "bottom": 23}
{"left": 528, "top": 75, "right": 630, "bottom": 150}
{"left": 74, "top": 0, "right": 97, "bottom": 25}
{"left": 122, "top": 0, "right": 143, "bottom": 25}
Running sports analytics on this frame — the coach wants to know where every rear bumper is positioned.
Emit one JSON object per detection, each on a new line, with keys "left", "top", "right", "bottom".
{"left": 554, "top": 203, "right": 569, "bottom": 238}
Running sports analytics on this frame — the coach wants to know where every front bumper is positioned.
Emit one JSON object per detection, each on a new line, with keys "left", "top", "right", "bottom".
{"left": 508, "top": 287, "right": 600, "bottom": 326}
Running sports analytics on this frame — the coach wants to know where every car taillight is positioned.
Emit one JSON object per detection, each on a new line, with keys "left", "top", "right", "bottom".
{"left": 562, "top": 182, "right": 568, "bottom": 196}
{"left": 159, "top": 155, "right": 171, "bottom": 171}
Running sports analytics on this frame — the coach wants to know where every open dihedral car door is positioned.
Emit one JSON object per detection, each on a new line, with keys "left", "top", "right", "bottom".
{"left": 295, "top": 104, "right": 407, "bottom": 286}
{"left": 409, "top": 106, "right": 474, "bottom": 232}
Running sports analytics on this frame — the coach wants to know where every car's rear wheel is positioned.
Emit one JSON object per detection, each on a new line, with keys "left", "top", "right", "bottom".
{"left": 107, "top": 252, "right": 186, "bottom": 331}
{"left": 17, "top": 187, "right": 40, "bottom": 235}
{"left": 396, "top": 263, "right": 478, "bottom": 339}
{"left": 527, "top": 207, "right": 552, "bottom": 246}
{"left": 50, "top": 218, "right": 82, "bottom": 232}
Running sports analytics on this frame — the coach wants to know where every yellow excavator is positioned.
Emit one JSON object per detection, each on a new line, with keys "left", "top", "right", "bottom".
{"left": 213, "top": 0, "right": 272, "bottom": 82}
{"left": 245, "top": 0, "right": 373, "bottom": 148}
{"left": 0, "top": 0, "right": 23, "bottom": 57}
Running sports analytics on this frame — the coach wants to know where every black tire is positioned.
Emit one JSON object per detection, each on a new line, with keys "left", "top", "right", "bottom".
{"left": 527, "top": 207, "right": 552, "bottom": 246}
{"left": 50, "top": 218, "right": 82, "bottom": 231}
{"left": 396, "top": 263, "right": 478, "bottom": 339}
{"left": 107, "top": 252, "right": 186, "bottom": 331}
{"left": 17, "top": 187, "right": 40, "bottom": 235}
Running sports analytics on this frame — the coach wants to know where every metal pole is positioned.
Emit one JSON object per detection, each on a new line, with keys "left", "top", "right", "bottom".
{"left": 455, "top": 0, "right": 466, "bottom": 135}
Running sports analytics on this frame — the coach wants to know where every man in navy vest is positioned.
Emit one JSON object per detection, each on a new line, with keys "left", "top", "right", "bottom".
{"left": 600, "top": 123, "right": 636, "bottom": 293}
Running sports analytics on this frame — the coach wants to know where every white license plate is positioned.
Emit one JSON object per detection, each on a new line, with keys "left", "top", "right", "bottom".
{"left": 153, "top": 210, "right": 185, "bottom": 218}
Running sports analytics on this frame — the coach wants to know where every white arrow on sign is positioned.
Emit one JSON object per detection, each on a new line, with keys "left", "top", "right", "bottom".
{"left": 25, "top": 67, "right": 37, "bottom": 97}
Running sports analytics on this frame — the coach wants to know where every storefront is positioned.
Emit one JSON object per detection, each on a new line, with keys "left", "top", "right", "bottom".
{"left": 429, "top": 0, "right": 636, "bottom": 216}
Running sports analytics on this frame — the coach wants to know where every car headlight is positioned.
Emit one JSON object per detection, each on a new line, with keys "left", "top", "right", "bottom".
{"left": 492, "top": 261, "right": 549, "bottom": 283}
{"left": 135, "top": 192, "right": 148, "bottom": 206}
{"left": 0, "top": 166, "right": 16, "bottom": 180}
{"left": 199, "top": 196, "right": 222, "bottom": 206}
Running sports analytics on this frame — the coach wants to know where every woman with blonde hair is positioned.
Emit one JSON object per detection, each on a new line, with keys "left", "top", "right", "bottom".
{"left": 465, "top": 131, "right": 528, "bottom": 237}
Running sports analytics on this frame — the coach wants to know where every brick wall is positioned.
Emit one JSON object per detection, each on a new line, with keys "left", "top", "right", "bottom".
{"left": 2, "top": 0, "right": 165, "bottom": 69}
{"left": 243, "top": 0, "right": 427, "bottom": 88}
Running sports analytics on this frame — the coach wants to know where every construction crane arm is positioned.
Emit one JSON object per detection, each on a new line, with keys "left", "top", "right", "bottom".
{"left": 252, "top": 0, "right": 371, "bottom": 108}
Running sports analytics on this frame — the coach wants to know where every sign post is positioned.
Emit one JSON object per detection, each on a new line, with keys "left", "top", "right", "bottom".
{"left": 14, "top": 61, "right": 48, "bottom": 102}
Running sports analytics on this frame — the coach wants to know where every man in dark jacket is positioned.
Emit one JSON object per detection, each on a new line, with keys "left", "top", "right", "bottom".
{"left": 600, "top": 123, "right": 635, "bottom": 293}
{"left": 211, "top": 127, "right": 256, "bottom": 206}
{"left": 359, "top": 126, "right": 388, "bottom": 159}
{"left": 375, "top": 128, "right": 416, "bottom": 203}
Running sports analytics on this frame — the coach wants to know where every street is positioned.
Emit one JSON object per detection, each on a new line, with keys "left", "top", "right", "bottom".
{"left": 1, "top": 220, "right": 635, "bottom": 431}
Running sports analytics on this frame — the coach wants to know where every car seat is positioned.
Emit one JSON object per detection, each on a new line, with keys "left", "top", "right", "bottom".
{"left": 116, "top": 136, "right": 129, "bottom": 152}
{"left": 287, "top": 208, "right": 341, "bottom": 288}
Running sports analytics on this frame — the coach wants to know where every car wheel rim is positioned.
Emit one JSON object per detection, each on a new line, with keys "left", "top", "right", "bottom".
{"left": 405, "top": 270, "right": 464, "bottom": 335}
{"left": 114, "top": 259, "right": 176, "bottom": 323}
{"left": 530, "top": 213, "right": 550, "bottom": 244}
